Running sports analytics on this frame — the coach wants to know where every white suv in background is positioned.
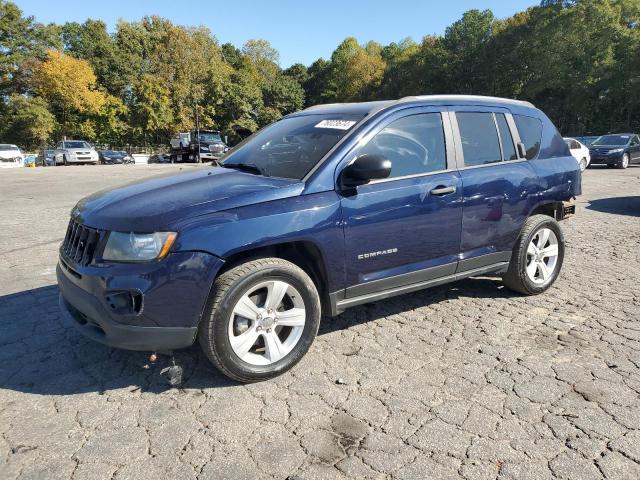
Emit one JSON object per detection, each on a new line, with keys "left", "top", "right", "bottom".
{"left": 0, "top": 144, "right": 24, "bottom": 168}
{"left": 55, "top": 140, "right": 99, "bottom": 165}
{"left": 564, "top": 137, "right": 591, "bottom": 172}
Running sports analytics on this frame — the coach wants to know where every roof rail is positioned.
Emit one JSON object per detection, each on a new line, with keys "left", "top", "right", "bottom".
{"left": 398, "top": 94, "right": 535, "bottom": 108}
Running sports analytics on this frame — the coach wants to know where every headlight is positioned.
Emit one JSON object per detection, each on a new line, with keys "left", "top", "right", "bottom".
{"left": 609, "top": 148, "right": 624, "bottom": 153}
{"left": 102, "top": 232, "right": 177, "bottom": 262}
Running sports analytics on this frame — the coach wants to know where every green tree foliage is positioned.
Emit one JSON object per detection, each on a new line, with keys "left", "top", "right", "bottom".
{"left": 1, "top": 94, "right": 55, "bottom": 149}
{"left": 0, "top": 0, "right": 59, "bottom": 98}
{"left": 130, "top": 74, "right": 173, "bottom": 143}
{"left": 1, "top": 0, "right": 640, "bottom": 150}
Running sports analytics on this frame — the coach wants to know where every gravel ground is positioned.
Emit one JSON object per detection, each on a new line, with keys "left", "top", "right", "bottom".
{"left": 1, "top": 163, "right": 640, "bottom": 480}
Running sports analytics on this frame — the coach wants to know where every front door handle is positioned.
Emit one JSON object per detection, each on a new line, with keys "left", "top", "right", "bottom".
{"left": 430, "top": 185, "right": 457, "bottom": 196}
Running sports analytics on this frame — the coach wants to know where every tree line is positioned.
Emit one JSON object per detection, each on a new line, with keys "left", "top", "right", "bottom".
{"left": 1, "top": 0, "right": 639, "bottom": 151}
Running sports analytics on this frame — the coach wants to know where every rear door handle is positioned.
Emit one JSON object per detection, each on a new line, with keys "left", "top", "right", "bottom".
{"left": 430, "top": 185, "right": 457, "bottom": 196}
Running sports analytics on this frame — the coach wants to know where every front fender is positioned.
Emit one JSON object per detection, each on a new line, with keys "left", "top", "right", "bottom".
{"left": 171, "top": 191, "right": 345, "bottom": 293}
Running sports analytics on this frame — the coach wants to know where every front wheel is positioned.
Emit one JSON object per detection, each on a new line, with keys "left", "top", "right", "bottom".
{"left": 579, "top": 157, "right": 587, "bottom": 172}
{"left": 502, "top": 214, "right": 565, "bottom": 295}
{"left": 199, "top": 258, "right": 321, "bottom": 383}
{"left": 619, "top": 153, "right": 630, "bottom": 169}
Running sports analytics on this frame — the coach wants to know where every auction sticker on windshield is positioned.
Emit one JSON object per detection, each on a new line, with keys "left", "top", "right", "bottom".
{"left": 315, "top": 120, "right": 357, "bottom": 130}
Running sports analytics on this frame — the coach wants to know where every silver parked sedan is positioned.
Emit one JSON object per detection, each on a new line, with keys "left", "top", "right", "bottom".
{"left": 55, "top": 140, "right": 99, "bottom": 165}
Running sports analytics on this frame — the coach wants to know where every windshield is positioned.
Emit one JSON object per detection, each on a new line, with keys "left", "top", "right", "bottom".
{"left": 0, "top": 144, "right": 19, "bottom": 151}
{"left": 197, "top": 132, "right": 222, "bottom": 142}
{"left": 592, "top": 135, "right": 630, "bottom": 146}
{"left": 103, "top": 150, "right": 126, "bottom": 157}
{"left": 222, "top": 114, "right": 363, "bottom": 179}
{"left": 64, "top": 141, "right": 90, "bottom": 149}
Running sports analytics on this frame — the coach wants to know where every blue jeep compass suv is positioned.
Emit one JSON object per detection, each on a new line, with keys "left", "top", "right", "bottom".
{"left": 57, "top": 95, "right": 580, "bottom": 382}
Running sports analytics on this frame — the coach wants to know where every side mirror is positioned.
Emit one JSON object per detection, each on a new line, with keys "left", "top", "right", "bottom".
{"left": 517, "top": 142, "right": 527, "bottom": 159}
{"left": 340, "top": 154, "right": 392, "bottom": 189}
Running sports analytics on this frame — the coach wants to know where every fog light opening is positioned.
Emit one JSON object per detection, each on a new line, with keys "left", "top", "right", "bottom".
{"left": 105, "top": 290, "right": 143, "bottom": 315}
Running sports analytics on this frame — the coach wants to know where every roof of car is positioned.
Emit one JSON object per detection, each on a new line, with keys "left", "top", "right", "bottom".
{"left": 299, "top": 95, "right": 535, "bottom": 117}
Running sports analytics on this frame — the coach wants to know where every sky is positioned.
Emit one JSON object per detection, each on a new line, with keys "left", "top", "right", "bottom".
{"left": 16, "top": 0, "right": 538, "bottom": 67}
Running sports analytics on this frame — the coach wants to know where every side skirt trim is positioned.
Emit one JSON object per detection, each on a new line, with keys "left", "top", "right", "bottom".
{"left": 329, "top": 261, "right": 509, "bottom": 316}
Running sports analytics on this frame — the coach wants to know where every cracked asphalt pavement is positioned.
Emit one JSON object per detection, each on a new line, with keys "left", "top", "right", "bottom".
{"left": 1, "top": 164, "right": 640, "bottom": 479}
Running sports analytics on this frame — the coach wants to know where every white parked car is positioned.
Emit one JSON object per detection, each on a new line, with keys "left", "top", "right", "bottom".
{"left": 54, "top": 140, "right": 99, "bottom": 165}
{"left": 564, "top": 137, "right": 590, "bottom": 172}
{"left": 0, "top": 144, "right": 24, "bottom": 168}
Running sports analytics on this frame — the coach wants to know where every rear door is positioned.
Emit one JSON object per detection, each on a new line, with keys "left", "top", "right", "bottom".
{"left": 338, "top": 107, "right": 463, "bottom": 298}
{"left": 450, "top": 108, "right": 539, "bottom": 271}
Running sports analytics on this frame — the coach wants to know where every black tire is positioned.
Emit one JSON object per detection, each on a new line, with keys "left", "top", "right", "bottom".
{"left": 63, "top": 155, "right": 68, "bottom": 166}
{"left": 198, "top": 257, "right": 321, "bottom": 383}
{"left": 502, "top": 214, "right": 565, "bottom": 295}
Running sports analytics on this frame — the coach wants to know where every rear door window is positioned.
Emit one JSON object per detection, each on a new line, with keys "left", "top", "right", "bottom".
{"left": 514, "top": 115, "right": 543, "bottom": 159}
{"left": 456, "top": 112, "right": 502, "bottom": 166}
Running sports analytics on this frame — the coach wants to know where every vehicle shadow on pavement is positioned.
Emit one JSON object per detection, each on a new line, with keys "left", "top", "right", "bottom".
{"left": 0, "top": 285, "right": 236, "bottom": 395}
{"left": 586, "top": 196, "right": 640, "bottom": 217}
{"left": 1, "top": 276, "right": 516, "bottom": 396}
{"left": 320, "top": 276, "right": 515, "bottom": 336}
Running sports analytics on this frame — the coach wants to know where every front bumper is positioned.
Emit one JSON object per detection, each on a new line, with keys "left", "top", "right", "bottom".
{"left": 200, "top": 152, "right": 225, "bottom": 160}
{"left": 589, "top": 153, "right": 623, "bottom": 164}
{"left": 57, "top": 251, "right": 224, "bottom": 351}
{"left": 59, "top": 290, "right": 197, "bottom": 351}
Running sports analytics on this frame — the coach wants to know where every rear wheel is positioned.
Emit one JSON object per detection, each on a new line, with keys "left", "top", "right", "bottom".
{"left": 199, "top": 258, "right": 321, "bottom": 383}
{"left": 502, "top": 214, "right": 564, "bottom": 295}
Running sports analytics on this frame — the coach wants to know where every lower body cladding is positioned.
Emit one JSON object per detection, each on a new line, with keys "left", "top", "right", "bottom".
{"left": 57, "top": 251, "right": 223, "bottom": 351}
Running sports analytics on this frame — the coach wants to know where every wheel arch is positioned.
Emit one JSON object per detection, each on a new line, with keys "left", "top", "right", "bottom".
{"left": 218, "top": 240, "right": 331, "bottom": 314}
{"left": 529, "top": 201, "right": 564, "bottom": 221}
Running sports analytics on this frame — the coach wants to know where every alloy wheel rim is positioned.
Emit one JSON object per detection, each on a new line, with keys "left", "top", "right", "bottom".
{"left": 228, "top": 280, "right": 306, "bottom": 366}
{"left": 525, "top": 228, "right": 559, "bottom": 285}
{"left": 580, "top": 158, "right": 587, "bottom": 171}
{"left": 623, "top": 154, "right": 629, "bottom": 168}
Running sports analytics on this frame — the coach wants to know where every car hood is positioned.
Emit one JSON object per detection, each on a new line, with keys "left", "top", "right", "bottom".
{"left": 72, "top": 167, "right": 304, "bottom": 231}
{"left": 0, "top": 151, "right": 21, "bottom": 159}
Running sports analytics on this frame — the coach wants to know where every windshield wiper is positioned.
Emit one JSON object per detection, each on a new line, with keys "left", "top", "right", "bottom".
{"left": 222, "top": 162, "right": 268, "bottom": 176}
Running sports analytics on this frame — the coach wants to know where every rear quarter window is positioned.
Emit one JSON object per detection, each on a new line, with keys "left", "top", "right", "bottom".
{"left": 514, "top": 115, "right": 542, "bottom": 160}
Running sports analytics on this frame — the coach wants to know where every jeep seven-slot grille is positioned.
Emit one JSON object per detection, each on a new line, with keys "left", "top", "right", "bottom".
{"left": 62, "top": 219, "right": 102, "bottom": 266}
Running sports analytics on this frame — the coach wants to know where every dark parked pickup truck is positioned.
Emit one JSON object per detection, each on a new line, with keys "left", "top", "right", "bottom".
{"left": 57, "top": 95, "right": 580, "bottom": 382}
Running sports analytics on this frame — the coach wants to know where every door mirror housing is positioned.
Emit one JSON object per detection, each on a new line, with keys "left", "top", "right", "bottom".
{"left": 340, "top": 154, "right": 392, "bottom": 189}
